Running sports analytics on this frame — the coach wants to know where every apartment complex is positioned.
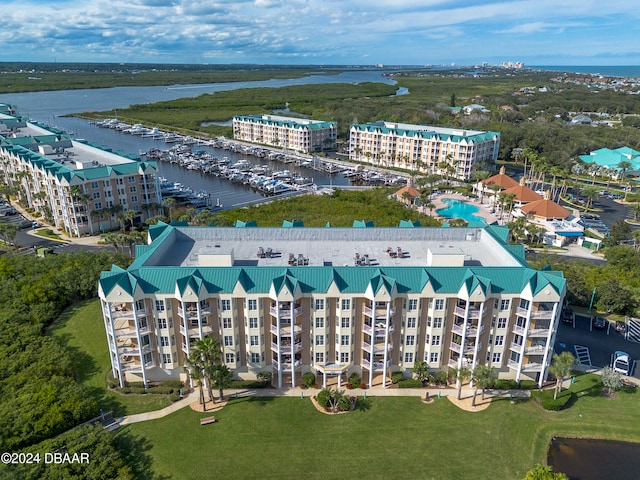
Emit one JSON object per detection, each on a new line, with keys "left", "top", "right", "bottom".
{"left": 0, "top": 108, "right": 162, "bottom": 237}
{"left": 232, "top": 114, "right": 337, "bottom": 153}
{"left": 349, "top": 121, "right": 500, "bottom": 180}
{"left": 98, "top": 223, "right": 565, "bottom": 389}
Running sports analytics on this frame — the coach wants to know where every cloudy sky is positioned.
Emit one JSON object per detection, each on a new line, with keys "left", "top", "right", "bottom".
{"left": 3, "top": 0, "right": 640, "bottom": 66}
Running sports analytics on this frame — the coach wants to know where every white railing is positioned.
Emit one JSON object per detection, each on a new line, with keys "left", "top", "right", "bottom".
{"left": 507, "top": 359, "right": 519, "bottom": 370}
{"left": 450, "top": 342, "right": 462, "bottom": 354}
{"left": 466, "top": 325, "right": 484, "bottom": 337}
{"left": 468, "top": 309, "right": 481, "bottom": 319}
{"left": 512, "top": 324, "right": 526, "bottom": 336}
{"left": 531, "top": 310, "right": 554, "bottom": 320}
{"left": 525, "top": 344, "right": 546, "bottom": 355}
{"left": 516, "top": 307, "right": 529, "bottom": 317}
{"left": 521, "top": 362, "right": 543, "bottom": 373}
{"left": 454, "top": 306, "right": 466, "bottom": 317}
{"left": 452, "top": 323, "right": 464, "bottom": 336}
{"left": 509, "top": 342, "right": 523, "bottom": 353}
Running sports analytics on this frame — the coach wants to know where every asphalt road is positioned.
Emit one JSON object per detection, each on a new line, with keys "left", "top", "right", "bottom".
{"left": 555, "top": 313, "right": 640, "bottom": 378}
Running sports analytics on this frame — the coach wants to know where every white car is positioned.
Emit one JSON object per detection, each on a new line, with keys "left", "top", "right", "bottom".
{"left": 612, "top": 351, "right": 631, "bottom": 376}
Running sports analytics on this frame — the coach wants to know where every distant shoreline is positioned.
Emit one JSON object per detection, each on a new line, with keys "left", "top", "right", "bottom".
{"left": 530, "top": 65, "right": 640, "bottom": 78}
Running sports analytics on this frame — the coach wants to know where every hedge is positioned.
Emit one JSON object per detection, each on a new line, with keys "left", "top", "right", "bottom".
{"left": 398, "top": 379, "right": 423, "bottom": 388}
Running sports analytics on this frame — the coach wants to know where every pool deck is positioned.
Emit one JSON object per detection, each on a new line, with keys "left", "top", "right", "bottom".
{"left": 428, "top": 193, "right": 500, "bottom": 224}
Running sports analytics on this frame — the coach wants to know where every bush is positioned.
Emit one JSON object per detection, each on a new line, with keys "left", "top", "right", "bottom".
{"left": 433, "top": 371, "right": 449, "bottom": 386}
{"left": 302, "top": 372, "right": 316, "bottom": 388}
{"left": 348, "top": 373, "right": 361, "bottom": 389}
{"left": 493, "top": 379, "right": 519, "bottom": 390}
{"left": 391, "top": 371, "right": 404, "bottom": 384}
{"left": 519, "top": 380, "right": 538, "bottom": 390}
{"left": 169, "top": 392, "right": 181, "bottom": 402}
{"left": 532, "top": 390, "right": 574, "bottom": 411}
{"left": 338, "top": 396, "right": 351, "bottom": 411}
{"left": 398, "top": 379, "right": 423, "bottom": 388}
{"left": 257, "top": 371, "right": 272, "bottom": 384}
{"left": 230, "top": 380, "right": 268, "bottom": 389}
{"left": 316, "top": 388, "right": 331, "bottom": 408}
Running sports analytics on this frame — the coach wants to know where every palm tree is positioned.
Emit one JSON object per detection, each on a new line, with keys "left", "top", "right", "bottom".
{"left": 581, "top": 185, "right": 600, "bottom": 212}
{"left": 548, "top": 352, "right": 576, "bottom": 400}
{"left": 631, "top": 229, "right": 640, "bottom": 250}
{"left": 471, "top": 364, "right": 495, "bottom": 407}
{"left": 163, "top": 197, "right": 177, "bottom": 222}
{"left": 123, "top": 209, "right": 137, "bottom": 231}
{"left": 193, "top": 337, "right": 222, "bottom": 402}
{"left": 210, "top": 364, "right": 233, "bottom": 401}
{"left": 184, "top": 351, "right": 206, "bottom": 408}
{"left": 617, "top": 160, "right": 632, "bottom": 185}
{"left": 450, "top": 366, "right": 471, "bottom": 400}
{"left": 102, "top": 232, "right": 120, "bottom": 253}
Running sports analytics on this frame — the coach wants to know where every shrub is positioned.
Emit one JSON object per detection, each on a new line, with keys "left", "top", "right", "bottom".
{"left": 302, "top": 372, "right": 316, "bottom": 388}
{"left": 391, "top": 371, "right": 404, "bottom": 384}
{"left": 348, "top": 373, "right": 361, "bottom": 389}
{"left": 433, "top": 371, "right": 449, "bottom": 386}
{"left": 398, "top": 379, "right": 423, "bottom": 388}
{"left": 230, "top": 380, "right": 268, "bottom": 389}
{"left": 493, "top": 379, "right": 519, "bottom": 390}
{"left": 169, "top": 392, "right": 181, "bottom": 402}
{"left": 519, "top": 380, "right": 538, "bottom": 390}
{"left": 257, "top": 371, "right": 272, "bottom": 384}
{"left": 338, "top": 396, "right": 351, "bottom": 411}
{"left": 316, "top": 388, "right": 331, "bottom": 408}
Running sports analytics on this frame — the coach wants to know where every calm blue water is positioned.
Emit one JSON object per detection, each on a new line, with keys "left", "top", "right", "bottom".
{"left": 0, "top": 71, "right": 394, "bottom": 209}
{"left": 436, "top": 198, "right": 486, "bottom": 224}
{"left": 532, "top": 65, "right": 640, "bottom": 78}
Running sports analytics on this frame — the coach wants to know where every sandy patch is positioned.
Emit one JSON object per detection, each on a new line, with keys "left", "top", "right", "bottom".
{"left": 189, "top": 398, "right": 228, "bottom": 413}
{"left": 447, "top": 394, "right": 491, "bottom": 412}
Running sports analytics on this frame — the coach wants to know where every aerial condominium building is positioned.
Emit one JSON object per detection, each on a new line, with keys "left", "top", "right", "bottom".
{"left": 349, "top": 121, "right": 500, "bottom": 180}
{"left": 0, "top": 108, "right": 162, "bottom": 237}
{"left": 232, "top": 114, "right": 337, "bottom": 153}
{"left": 98, "top": 222, "right": 565, "bottom": 389}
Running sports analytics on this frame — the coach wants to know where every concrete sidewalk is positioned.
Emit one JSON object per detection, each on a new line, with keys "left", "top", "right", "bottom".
{"left": 118, "top": 386, "right": 531, "bottom": 425}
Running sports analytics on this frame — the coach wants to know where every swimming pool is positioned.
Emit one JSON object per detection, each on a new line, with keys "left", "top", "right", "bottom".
{"left": 436, "top": 198, "right": 486, "bottom": 224}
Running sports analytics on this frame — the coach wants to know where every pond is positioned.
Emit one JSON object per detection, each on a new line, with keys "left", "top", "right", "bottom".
{"left": 548, "top": 437, "right": 640, "bottom": 479}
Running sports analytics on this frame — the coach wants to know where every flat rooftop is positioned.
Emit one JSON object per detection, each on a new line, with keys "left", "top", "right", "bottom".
{"left": 0, "top": 113, "right": 138, "bottom": 170}
{"left": 143, "top": 227, "right": 523, "bottom": 268}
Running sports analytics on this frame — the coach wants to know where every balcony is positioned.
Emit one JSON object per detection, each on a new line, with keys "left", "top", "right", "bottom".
{"left": 178, "top": 305, "right": 212, "bottom": 318}
{"left": 120, "top": 363, "right": 142, "bottom": 373}
{"left": 512, "top": 324, "right": 526, "bottom": 336}
{"left": 521, "top": 362, "right": 544, "bottom": 373}
{"left": 464, "top": 342, "right": 481, "bottom": 354}
{"left": 452, "top": 323, "right": 464, "bottom": 336}
{"left": 271, "top": 341, "right": 303, "bottom": 353}
{"left": 468, "top": 308, "right": 482, "bottom": 320}
{"left": 362, "top": 322, "right": 395, "bottom": 336}
{"left": 525, "top": 344, "right": 546, "bottom": 356}
{"left": 509, "top": 342, "right": 523, "bottom": 353}
{"left": 119, "top": 346, "right": 140, "bottom": 356}
{"left": 516, "top": 307, "right": 529, "bottom": 317}
{"left": 450, "top": 342, "right": 462, "bottom": 354}
{"left": 361, "top": 341, "right": 393, "bottom": 354}
{"left": 269, "top": 323, "right": 303, "bottom": 336}
{"left": 448, "top": 357, "right": 474, "bottom": 369}
{"left": 180, "top": 324, "right": 214, "bottom": 338}
{"left": 531, "top": 309, "right": 554, "bottom": 320}
{"left": 362, "top": 358, "right": 390, "bottom": 370}
{"left": 528, "top": 328, "right": 550, "bottom": 338}
{"left": 507, "top": 359, "right": 519, "bottom": 370}
{"left": 272, "top": 359, "right": 302, "bottom": 370}
{"left": 269, "top": 305, "right": 303, "bottom": 319}
{"left": 466, "top": 324, "right": 484, "bottom": 337}
{"left": 454, "top": 306, "right": 466, "bottom": 317}
{"left": 363, "top": 305, "right": 396, "bottom": 319}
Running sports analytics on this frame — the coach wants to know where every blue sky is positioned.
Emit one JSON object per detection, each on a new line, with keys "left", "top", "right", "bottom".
{"left": 3, "top": 0, "right": 640, "bottom": 65}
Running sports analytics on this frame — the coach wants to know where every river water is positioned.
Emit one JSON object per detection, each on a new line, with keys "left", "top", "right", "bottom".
{"left": 0, "top": 70, "right": 395, "bottom": 209}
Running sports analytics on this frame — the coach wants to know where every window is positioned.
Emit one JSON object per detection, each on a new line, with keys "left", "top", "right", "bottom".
{"left": 341, "top": 299, "right": 350, "bottom": 310}
{"left": 224, "top": 335, "right": 233, "bottom": 347}
{"left": 143, "top": 352, "right": 152, "bottom": 364}
{"left": 92, "top": 192, "right": 101, "bottom": 199}
{"left": 162, "top": 353, "right": 171, "bottom": 364}
{"left": 425, "top": 334, "right": 430, "bottom": 345}
{"left": 315, "top": 335, "right": 324, "bottom": 346}
{"left": 248, "top": 299, "right": 257, "bottom": 310}
{"left": 225, "top": 353, "right": 235, "bottom": 363}
{"left": 136, "top": 299, "right": 145, "bottom": 311}
{"left": 500, "top": 299, "right": 510, "bottom": 310}
{"left": 157, "top": 318, "right": 167, "bottom": 329}
{"left": 131, "top": 195, "right": 138, "bottom": 203}
{"left": 90, "top": 181, "right": 99, "bottom": 189}
{"left": 433, "top": 317, "right": 443, "bottom": 328}
{"left": 129, "top": 186, "right": 137, "bottom": 193}
{"left": 251, "top": 352, "right": 260, "bottom": 363}
{"left": 431, "top": 335, "right": 441, "bottom": 346}
{"left": 488, "top": 334, "right": 493, "bottom": 345}
{"left": 223, "top": 318, "right": 232, "bottom": 329}
{"left": 247, "top": 317, "right": 257, "bottom": 329}
{"left": 155, "top": 300, "right": 165, "bottom": 312}
{"left": 429, "top": 352, "right": 439, "bottom": 363}
{"left": 315, "top": 352, "right": 324, "bottom": 363}
{"left": 128, "top": 176, "right": 135, "bottom": 183}
{"left": 406, "top": 335, "right": 415, "bottom": 346}
{"left": 172, "top": 351, "right": 177, "bottom": 363}
{"left": 250, "top": 335, "right": 259, "bottom": 346}
{"left": 341, "top": 335, "right": 350, "bottom": 346}
{"left": 434, "top": 299, "right": 444, "bottom": 310}
{"left": 405, "top": 352, "right": 414, "bottom": 363}
{"left": 340, "top": 352, "right": 350, "bottom": 363}
{"left": 315, "top": 299, "right": 324, "bottom": 310}
{"left": 94, "top": 202, "right": 102, "bottom": 210}
{"left": 492, "top": 352, "right": 502, "bottom": 364}
{"left": 407, "top": 317, "right": 416, "bottom": 328}
{"left": 519, "top": 299, "right": 530, "bottom": 310}
{"left": 315, "top": 317, "right": 324, "bottom": 328}
{"left": 160, "top": 336, "right": 169, "bottom": 347}
{"left": 408, "top": 299, "right": 418, "bottom": 311}
{"left": 341, "top": 317, "right": 350, "bottom": 329}
{"left": 495, "top": 335, "right": 504, "bottom": 346}
{"left": 221, "top": 299, "right": 231, "bottom": 311}
{"left": 498, "top": 317, "right": 507, "bottom": 329}
{"left": 171, "top": 335, "right": 175, "bottom": 346}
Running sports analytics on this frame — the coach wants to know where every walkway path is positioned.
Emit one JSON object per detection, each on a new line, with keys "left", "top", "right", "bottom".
{"left": 118, "top": 386, "right": 531, "bottom": 424}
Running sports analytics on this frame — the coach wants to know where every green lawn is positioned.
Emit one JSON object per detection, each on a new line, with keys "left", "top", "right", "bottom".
{"left": 51, "top": 300, "right": 171, "bottom": 416}
{"left": 127, "top": 375, "right": 640, "bottom": 480}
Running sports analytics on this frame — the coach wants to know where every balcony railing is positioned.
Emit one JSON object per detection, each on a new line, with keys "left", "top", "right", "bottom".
{"left": 531, "top": 310, "right": 554, "bottom": 320}
{"left": 516, "top": 307, "right": 529, "bottom": 317}
{"left": 512, "top": 324, "right": 526, "bottom": 336}
{"left": 362, "top": 322, "right": 395, "bottom": 336}
{"left": 509, "top": 342, "right": 523, "bottom": 353}
{"left": 363, "top": 305, "right": 395, "bottom": 319}
{"left": 450, "top": 342, "right": 462, "bottom": 354}
{"left": 466, "top": 325, "right": 484, "bottom": 337}
{"left": 464, "top": 342, "right": 481, "bottom": 354}
{"left": 521, "top": 362, "right": 543, "bottom": 373}
{"left": 362, "top": 358, "right": 390, "bottom": 370}
{"left": 269, "top": 305, "right": 303, "bottom": 319}
{"left": 525, "top": 344, "right": 546, "bottom": 355}
{"left": 269, "top": 323, "right": 303, "bottom": 336}
{"left": 507, "top": 359, "right": 519, "bottom": 370}
{"left": 454, "top": 306, "right": 466, "bottom": 317}
{"left": 452, "top": 323, "right": 464, "bottom": 336}
{"left": 272, "top": 359, "right": 302, "bottom": 370}
{"left": 271, "top": 341, "right": 303, "bottom": 353}
{"left": 529, "top": 328, "right": 550, "bottom": 338}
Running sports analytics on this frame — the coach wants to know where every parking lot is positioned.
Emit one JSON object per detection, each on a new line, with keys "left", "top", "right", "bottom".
{"left": 555, "top": 312, "right": 640, "bottom": 378}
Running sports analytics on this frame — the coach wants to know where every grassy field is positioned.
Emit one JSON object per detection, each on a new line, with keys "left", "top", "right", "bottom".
{"left": 126, "top": 374, "right": 640, "bottom": 480}
{"left": 51, "top": 300, "right": 171, "bottom": 416}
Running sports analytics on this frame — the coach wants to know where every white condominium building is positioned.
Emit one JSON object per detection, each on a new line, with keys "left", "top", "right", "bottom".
{"left": 98, "top": 222, "right": 565, "bottom": 390}
{"left": 349, "top": 121, "right": 500, "bottom": 180}
{"left": 0, "top": 107, "right": 162, "bottom": 237}
{"left": 233, "top": 114, "right": 337, "bottom": 153}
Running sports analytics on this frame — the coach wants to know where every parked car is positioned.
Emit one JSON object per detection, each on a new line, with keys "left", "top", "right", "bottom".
{"left": 612, "top": 351, "right": 631, "bottom": 376}
{"left": 561, "top": 306, "right": 574, "bottom": 323}
{"left": 592, "top": 316, "right": 607, "bottom": 330}
{"left": 615, "top": 320, "right": 627, "bottom": 334}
